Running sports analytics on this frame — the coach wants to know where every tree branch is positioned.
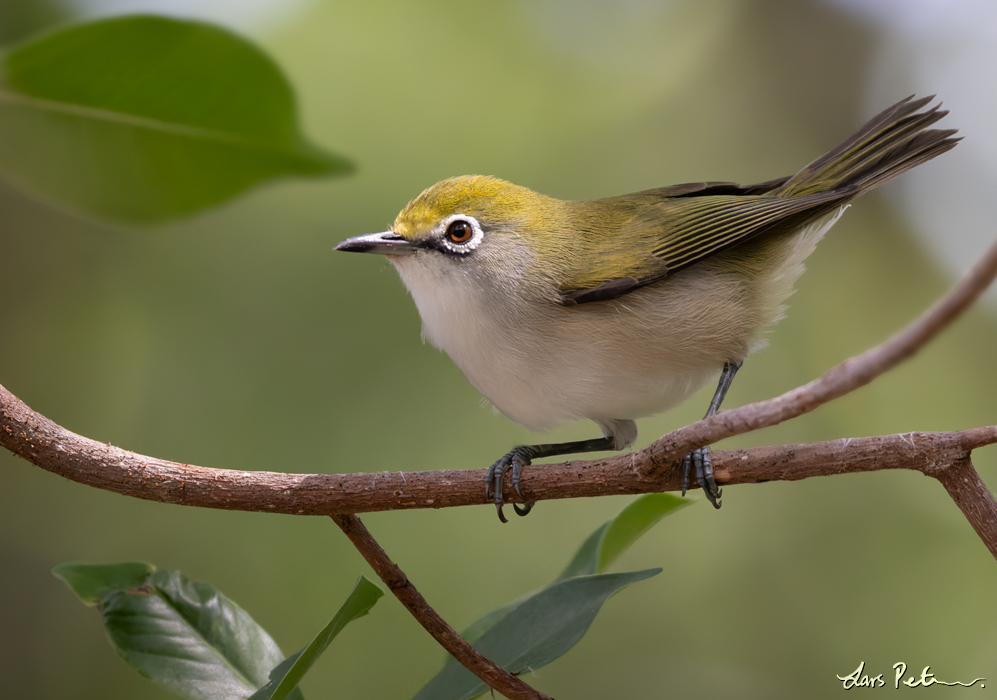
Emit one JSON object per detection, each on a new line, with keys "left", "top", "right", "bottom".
{"left": 933, "top": 455, "right": 997, "bottom": 559}
{"left": 4, "top": 381, "right": 996, "bottom": 553}
{"left": 331, "top": 513, "right": 550, "bottom": 700}
{"left": 1, "top": 387, "right": 993, "bottom": 515}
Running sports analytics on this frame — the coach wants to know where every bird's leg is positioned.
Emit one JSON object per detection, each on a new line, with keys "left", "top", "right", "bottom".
{"left": 681, "top": 359, "right": 743, "bottom": 509}
{"left": 487, "top": 436, "right": 617, "bottom": 523}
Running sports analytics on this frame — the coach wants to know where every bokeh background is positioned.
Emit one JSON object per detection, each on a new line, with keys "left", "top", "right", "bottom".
{"left": 2, "top": 0, "right": 996, "bottom": 698}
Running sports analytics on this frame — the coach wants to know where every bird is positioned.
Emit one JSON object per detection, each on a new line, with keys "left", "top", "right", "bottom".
{"left": 335, "top": 95, "right": 958, "bottom": 522}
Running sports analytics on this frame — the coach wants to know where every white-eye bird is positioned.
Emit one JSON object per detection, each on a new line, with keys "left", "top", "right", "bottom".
{"left": 335, "top": 95, "right": 957, "bottom": 522}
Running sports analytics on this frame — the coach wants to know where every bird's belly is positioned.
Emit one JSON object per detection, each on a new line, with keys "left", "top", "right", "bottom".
{"left": 434, "top": 282, "right": 749, "bottom": 432}
{"left": 465, "top": 348, "right": 723, "bottom": 432}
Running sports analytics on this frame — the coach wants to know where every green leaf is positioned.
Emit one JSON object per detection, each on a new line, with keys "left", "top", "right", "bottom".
{"left": 105, "top": 569, "right": 287, "bottom": 700}
{"left": 456, "top": 494, "right": 688, "bottom": 652}
{"left": 556, "top": 522, "right": 611, "bottom": 581}
{"left": 413, "top": 570, "right": 661, "bottom": 700}
{"left": 254, "top": 653, "right": 307, "bottom": 700}
{"left": 458, "top": 598, "right": 524, "bottom": 647}
{"left": 573, "top": 492, "right": 689, "bottom": 577}
{"left": 0, "top": 15, "right": 351, "bottom": 223}
{"left": 55, "top": 564, "right": 289, "bottom": 700}
{"left": 52, "top": 561, "right": 155, "bottom": 606}
{"left": 249, "top": 575, "right": 384, "bottom": 700}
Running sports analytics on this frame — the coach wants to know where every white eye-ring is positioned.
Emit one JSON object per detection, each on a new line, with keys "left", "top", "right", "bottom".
{"left": 439, "top": 214, "right": 484, "bottom": 254}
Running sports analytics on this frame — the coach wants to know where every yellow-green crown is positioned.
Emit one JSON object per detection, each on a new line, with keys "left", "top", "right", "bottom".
{"left": 392, "top": 175, "right": 558, "bottom": 240}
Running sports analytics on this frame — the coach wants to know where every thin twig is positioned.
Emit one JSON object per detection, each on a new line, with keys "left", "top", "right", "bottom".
{"left": 933, "top": 457, "right": 997, "bottom": 559}
{"left": 331, "top": 513, "right": 551, "bottom": 700}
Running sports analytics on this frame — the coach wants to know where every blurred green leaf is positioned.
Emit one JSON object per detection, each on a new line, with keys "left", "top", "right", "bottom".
{"left": 414, "top": 569, "right": 661, "bottom": 700}
{"left": 424, "top": 495, "right": 684, "bottom": 698}
{"left": 0, "top": 14, "right": 351, "bottom": 223}
{"left": 561, "top": 493, "right": 689, "bottom": 579}
{"left": 249, "top": 575, "right": 384, "bottom": 700}
{"left": 55, "top": 563, "right": 289, "bottom": 700}
{"left": 460, "top": 493, "right": 687, "bottom": 645}
{"left": 458, "top": 597, "right": 524, "bottom": 647}
{"left": 52, "top": 561, "right": 155, "bottom": 606}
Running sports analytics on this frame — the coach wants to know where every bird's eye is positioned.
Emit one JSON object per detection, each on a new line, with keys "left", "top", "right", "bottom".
{"left": 446, "top": 219, "right": 473, "bottom": 244}
{"left": 438, "top": 215, "right": 483, "bottom": 254}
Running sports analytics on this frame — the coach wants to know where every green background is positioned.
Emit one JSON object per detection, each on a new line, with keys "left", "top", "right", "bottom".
{"left": 2, "top": 1, "right": 995, "bottom": 698}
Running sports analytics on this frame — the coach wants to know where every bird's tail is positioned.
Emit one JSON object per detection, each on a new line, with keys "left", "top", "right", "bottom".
{"left": 776, "top": 95, "right": 960, "bottom": 199}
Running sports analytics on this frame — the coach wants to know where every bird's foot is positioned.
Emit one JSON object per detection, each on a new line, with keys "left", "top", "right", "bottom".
{"left": 680, "top": 446, "right": 722, "bottom": 509}
{"left": 486, "top": 446, "right": 536, "bottom": 523}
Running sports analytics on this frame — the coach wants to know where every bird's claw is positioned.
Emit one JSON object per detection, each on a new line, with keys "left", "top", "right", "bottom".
{"left": 486, "top": 448, "right": 536, "bottom": 523}
{"left": 680, "top": 446, "right": 722, "bottom": 509}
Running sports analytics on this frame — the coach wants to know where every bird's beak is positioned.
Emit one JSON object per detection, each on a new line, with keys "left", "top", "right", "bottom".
{"left": 334, "top": 231, "right": 417, "bottom": 256}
